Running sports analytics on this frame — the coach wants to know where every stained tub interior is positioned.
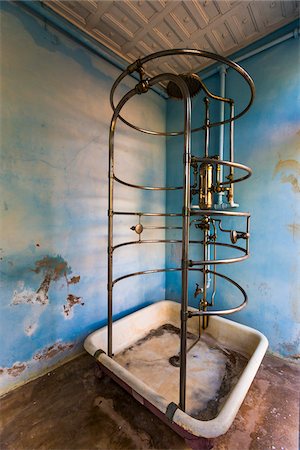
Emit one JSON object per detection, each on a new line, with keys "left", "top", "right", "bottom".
{"left": 114, "top": 323, "right": 248, "bottom": 421}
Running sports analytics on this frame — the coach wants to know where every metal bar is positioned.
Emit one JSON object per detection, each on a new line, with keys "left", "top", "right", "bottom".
{"left": 210, "top": 221, "right": 217, "bottom": 307}
{"left": 112, "top": 267, "right": 182, "bottom": 286}
{"left": 204, "top": 98, "right": 210, "bottom": 158}
{"left": 113, "top": 239, "right": 202, "bottom": 251}
{"left": 179, "top": 80, "right": 192, "bottom": 413}
{"left": 108, "top": 88, "right": 137, "bottom": 357}
{"left": 143, "top": 226, "right": 182, "bottom": 230}
{"left": 188, "top": 269, "right": 248, "bottom": 316}
{"left": 113, "top": 174, "right": 182, "bottom": 191}
{"left": 190, "top": 254, "right": 249, "bottom": 266}
{"left": 217, "top": 65, "right": 227, "bottom": 206}
{"left": 110, "top": 49, "right": 255, "bottom": 135}
{"left": 113, "top": 211, "right": 183, "bottom": 217}
{"left": 246, "top": 216, "right": 251, "bottom": 255}
{"left": 202, "top": 227, "right": 209, "bottom": 329}
{"left": 190, "top": 209, "right": 250, "bottom": 217}
{"left": 191, "top": 157, "right": 252, "bottom": 185}
{"left": 229, "top": 102, "right": 235, "bottom": 206}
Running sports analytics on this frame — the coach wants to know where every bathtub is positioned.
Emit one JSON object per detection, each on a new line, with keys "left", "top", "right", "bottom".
{"left": 84, "top": 300, "right": 268, "bottom": 449}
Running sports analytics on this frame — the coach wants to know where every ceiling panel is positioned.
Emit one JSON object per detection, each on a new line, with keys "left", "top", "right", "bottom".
{"left": 44, "top": 0, "right": 299, "bottom": 75}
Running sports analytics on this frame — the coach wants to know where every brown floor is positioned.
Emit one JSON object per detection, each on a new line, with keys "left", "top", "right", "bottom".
{"left": 0, "top": 352, "right": 299, "bottom": 450}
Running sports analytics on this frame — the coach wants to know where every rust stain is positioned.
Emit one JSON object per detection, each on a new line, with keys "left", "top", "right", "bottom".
{"left": 63, "top": 294, "right": 84, "bottom": 317}
{"left": 68, "top": 275, "right": 80, "bottom": 285}
{"left": 0, "top": 362, "right": 27, "bottom": 377}
{"left": 33, "top": 255, "right": 70, "bottom": 281}
{"left": 287, "top": 223, "right": 300, "bottom": 240}
{"left": 273, "top": 159, "right": 300, "bottom": 193}
{"left": 34, "top": 342, "right": 74, "bottom": 361}
{"left": 31, "top": 255, "right": 71, "bottom": 305}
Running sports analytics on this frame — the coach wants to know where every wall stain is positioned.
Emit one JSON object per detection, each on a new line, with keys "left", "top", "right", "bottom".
{"left": 273, "top": 159, "right": 300, "bottom": 193}
{"left": 12, "top": 255, "right": 71, "bottom": 306}
{"left": 33, "top": 342, "right": 74, "bottom": 361}
{"left": 63, "top": 294, "right": 84, "bottom": 317}
{"left": 68, "top": 275, "right": 80, "bottom": 285}
{"left": 287, "top": 223, "right": 300, "bottom": 240}
{"left": 0, "top": 363, "right": 27, "bottom": 377}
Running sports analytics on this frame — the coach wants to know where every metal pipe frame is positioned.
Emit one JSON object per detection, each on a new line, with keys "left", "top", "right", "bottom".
{"left": 107, "top": 49, "right": 254, "bottom": 415}
{"left": 108, "top": 71, "right": 192, "bottom": 411}
{"left": 110, "top": 49, "right": 255, "bottom": 136}
{"left": 113, "top": 174, "right": 182, "bottom": 191}
{"left": 191, "top": 157, "right": 252, "bottom": 185}
{"left": 187, "top": 269, "right": 248, "bottom": 317}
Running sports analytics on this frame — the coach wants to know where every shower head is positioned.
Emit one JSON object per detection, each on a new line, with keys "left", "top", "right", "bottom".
{"left": 166, "top": 73, "right": 202, "bottom": 100}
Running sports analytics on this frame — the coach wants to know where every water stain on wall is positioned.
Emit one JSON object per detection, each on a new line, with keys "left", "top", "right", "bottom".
{"left": 33, "top": 342, "right": 74, "bottom": 361}
{"left": 11, "top": 254, "right": 83, "bottom": 329}
{"left": 0, "top": 363, "right": 27, "bottom": 377}
{"left": 63, "top": 294, "right": 84, "bottom": 318}
{"left": 287, "top": 223, "right": 300, "bottom": 240}
{"left": 0, "top": 341, "right": 75, "bottom": 384}
{"left": 12, "top": 255, "right": 71, "bottom": 306}
{"left": 33, "top": 255, "right": 71, "bottom": 304}
{"left": 273, "top": 159, "right": 300, "bottom": 193}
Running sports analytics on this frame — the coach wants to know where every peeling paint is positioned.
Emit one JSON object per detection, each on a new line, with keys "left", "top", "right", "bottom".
{"left": 68, "top": 275, "right": 80, "bottom": 285}
{"left": 12, "top": 255, "right": 71, "bottom": 307}
{"left": 63, "top": 294, "right": 84, "bottom": 318}
{"left": 33, "top": 255, "right": 71, "bottom": 304}
{"left": 33, "top": 342, "right": 74, "bottom": 361}
{"left": 273, "top": 159, "right": 300, "bottom": 193}
{"left": 0, "top": 362, "right": 27, "bottom": 377}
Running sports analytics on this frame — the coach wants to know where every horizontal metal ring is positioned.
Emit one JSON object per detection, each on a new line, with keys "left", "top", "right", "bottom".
{"left": 112, "top": 267, "right": 182, "bottom": 286}
{"left": 189, "top": 242, "right": 248, "bottom": 266}
{"left": 187, "top": 269, "right": 247, "bottom": 316}
{"left": 190, "top": 210, "right": 250, "bottom": 217}
{"left": 112, "top": 239, "right": 203, "bottom": 251}
{"left": 112, "top": 211, "right": 183, "bottom": 217}
{"left": 113, "top": 174, "right": 182, "bottom": 191}
{"left": 110, "top": 49, "right": 255, "bottom": 136}
{"left": 192, "top": 157, "right": 252, "bottom": 185}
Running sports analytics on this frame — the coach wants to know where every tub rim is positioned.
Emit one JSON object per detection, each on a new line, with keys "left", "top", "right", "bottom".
{"left": 84, "top": 300, "right": 268, "bottom": 439}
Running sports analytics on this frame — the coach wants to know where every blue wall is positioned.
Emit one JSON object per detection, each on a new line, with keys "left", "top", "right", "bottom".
{"left": 166, "top": 24, "right": 300, "bottom": 358}
{"left": 0, "top": 2, "right": 166, "bottom": 393}
{"left": 1, "top": 3, "right": 299, "bottom": 395}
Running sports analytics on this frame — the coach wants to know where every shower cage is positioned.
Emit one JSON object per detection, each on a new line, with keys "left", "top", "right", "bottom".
{"left": 108, "top": 49, "right": 255, "bottom": 413}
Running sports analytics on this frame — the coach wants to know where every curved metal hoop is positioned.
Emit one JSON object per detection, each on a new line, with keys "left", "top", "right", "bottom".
{"left": 112, "top": 239, "right": 202, "bottom": 251}
{"left": 112, "top": 240, "right": 248, "bottom": 266}
{"left": 112, "top": 267, "right": 182, "bottom": 286}
{"left": 189, "top": 241, "right": 248, "bottom": 265}
{"left": 113, "top": 174, "right": 182, "bottom": 191}
{"left": 112, "top": 267, "right": 247, "bottom": 316}
{"left": 110, "top": 49, "right": 255, "bottom": 136}
{"left": 188, "top": 269, "right": 247, "bottom": 316}
{"left": 193, "top": 157, "right": 252, "bottom": 185}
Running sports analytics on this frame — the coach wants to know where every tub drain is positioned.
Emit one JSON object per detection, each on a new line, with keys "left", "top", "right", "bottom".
{"left": 169, "top": 355, "right": 180, "bottom": 367}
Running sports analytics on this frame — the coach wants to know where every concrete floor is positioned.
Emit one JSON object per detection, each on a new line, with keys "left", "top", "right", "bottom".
{"left": 1, "top": 352, "right": 299, "bottom": 450}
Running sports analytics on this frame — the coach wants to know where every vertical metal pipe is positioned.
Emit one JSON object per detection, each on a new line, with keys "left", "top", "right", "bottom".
{"left": 179, "top": 87, "right": 192, "bottom": 412}
{"left": 108, "top": 121, "right": 114, "bottom": 357}
{"left": 229, "top": 102, "right": 235, "bottom": 207}
{"left": 202, "top": 227, "right": 209, "bottom": 329}
{"left": 246, "top": 216, "right": 250, "bottom": 255}
{"left": 210, "top": 220, "right": 217, "bottom": 306}
{"left": 108, "top": 89, "right": 137, "bottom": 357}
{"left": 217, "top": 66, "right": 226, "bottom": 205}
{"left": 204, "top": 97, "right": 210, "bottom": 158}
